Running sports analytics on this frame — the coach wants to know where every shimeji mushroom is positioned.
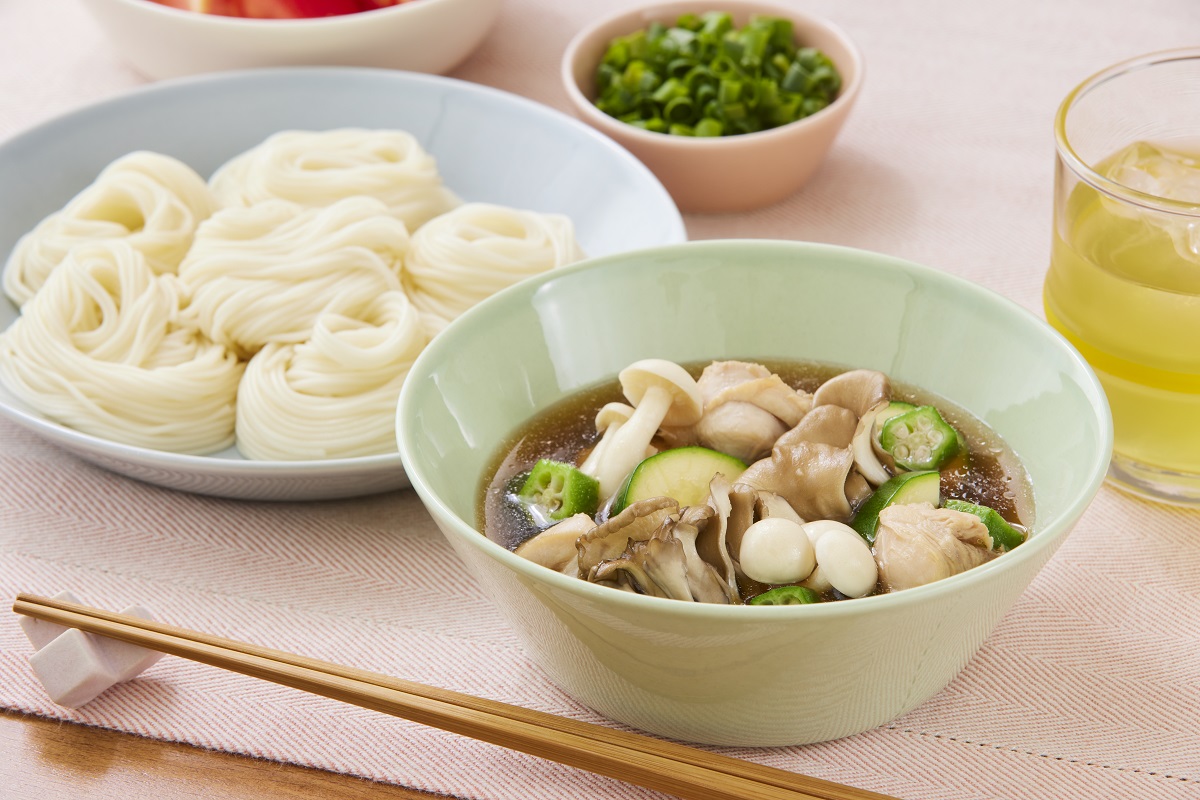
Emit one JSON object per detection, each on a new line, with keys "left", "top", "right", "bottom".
{"left": 579, "top": 402, "right": 636, "bottom": 476}
{"left": 590, "top": 359, "right": 703, "bottom": 499}
{"left": 851, "top": 402, "right": 894, "bottom": 486}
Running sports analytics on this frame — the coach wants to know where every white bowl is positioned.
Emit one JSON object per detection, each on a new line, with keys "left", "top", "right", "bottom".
{"left": 0, "top": 67, "right": 685, "bottom": 501}
{"left": 77, "top": 0, "right": 501, "bottom": 80}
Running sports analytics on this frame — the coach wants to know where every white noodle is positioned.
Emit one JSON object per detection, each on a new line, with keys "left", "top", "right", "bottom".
{"left": 403, "top": 203, "right": 585, "bottom": 336}
{"left": 0, "top": 241, "right": 242, "bottom": 454}
{"left": 0, "top": 135, "right": 586, "bottom": 462}
{"left": 235, "top": 290, "right": 426, "bottom": 460}
{"left": 209, "top": 129, "right": 460, "bottom": 232}
{"left": 2, "top": 152, "right": 217, "bottom": 306}
{"left": 179, "top": 197, "right": 409, "bottom": 359}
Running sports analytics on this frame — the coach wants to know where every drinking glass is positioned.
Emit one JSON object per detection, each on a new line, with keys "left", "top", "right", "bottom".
{"left": 1044, "top": 49, "right": 1200, "bottom": 505}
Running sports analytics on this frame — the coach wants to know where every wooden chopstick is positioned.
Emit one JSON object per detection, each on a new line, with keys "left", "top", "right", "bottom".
{"left": 13, "top": 593, "right": 898, "bottom": 800}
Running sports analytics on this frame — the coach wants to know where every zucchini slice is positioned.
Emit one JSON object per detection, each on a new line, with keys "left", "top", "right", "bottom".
{"left": 850, "top": 469, "right": 941, "bottom": 543}
{"left": 612, "top": 446, "right": 746, "bottom": 513}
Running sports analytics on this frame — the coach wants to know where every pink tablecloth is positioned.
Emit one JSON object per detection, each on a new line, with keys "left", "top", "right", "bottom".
{"left": 3, "top": 1, "right": 1200, "bottom": 798}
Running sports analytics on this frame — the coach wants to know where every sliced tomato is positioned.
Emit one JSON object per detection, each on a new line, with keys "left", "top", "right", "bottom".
{"left": 147, "top": 0, "right": 405, "bottom": 17}
{"left": 203, "top": 0, "right": 246, "bottom": 15}
{"left": 146, "top": 0, "right": 245, "bottom": 16}
{"left": 238, "top": 0, "right": 363, "bottom": 17}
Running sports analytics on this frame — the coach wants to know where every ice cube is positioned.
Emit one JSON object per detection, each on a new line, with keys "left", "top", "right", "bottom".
{"left": 1104, "top": 141, "right": 1200, "bottom": 204}
{"left": 1099, "top": 141, "right": 1200, "bottom": 267}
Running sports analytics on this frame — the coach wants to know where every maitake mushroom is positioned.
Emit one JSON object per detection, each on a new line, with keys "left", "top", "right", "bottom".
{"left": 694, "top": 474, "right": 740, "bottom": 600}
{"left": 737, "top": 405, "right": 862, "bottom": 522}
{"left": 577, "top": 497, "right": 677, "bottom": 575}
{"left": 580, "top": 497, "right": 733, "bottom": 603}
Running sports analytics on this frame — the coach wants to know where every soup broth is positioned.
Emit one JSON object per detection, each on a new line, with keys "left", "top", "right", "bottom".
{"left": 480, "top": 361, "right": 1033, "bottom": 580}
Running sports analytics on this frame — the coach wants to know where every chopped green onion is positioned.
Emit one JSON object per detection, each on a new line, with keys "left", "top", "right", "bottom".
{"left": 593, "top": 13, "right": 841, "bottom": 137}
{"left": 667, "top": 57, "right": 694, "bottom": 78}
{"left": 651, "top": 77, "right": 687, "bottom": 103}
{"left": 663, "top": 96, "right": 695, "bottom": 123}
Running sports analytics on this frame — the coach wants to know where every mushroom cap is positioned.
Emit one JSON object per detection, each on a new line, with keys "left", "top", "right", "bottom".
{"left": 619, "top": 359, "right": 703, "bottom": 427}
{"left": 812, "top": 369, "right": 891, "bottom": 419}
{"left": 595, "top": 402, "right": 636, "bottom": 432}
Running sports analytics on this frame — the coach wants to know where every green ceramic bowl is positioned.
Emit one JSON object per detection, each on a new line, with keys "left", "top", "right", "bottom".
{"left": 396, "top": 240, "right": 1112, "bottom": 746}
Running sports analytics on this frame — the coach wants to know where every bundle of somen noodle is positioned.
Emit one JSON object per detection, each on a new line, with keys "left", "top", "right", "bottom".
{"left": 0, "top": 128, "right": 586, "bottom": 460}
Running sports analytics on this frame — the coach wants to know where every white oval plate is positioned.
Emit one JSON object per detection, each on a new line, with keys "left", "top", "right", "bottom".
{"left": 0, "top": 67, "right": 686, "bottom": 501}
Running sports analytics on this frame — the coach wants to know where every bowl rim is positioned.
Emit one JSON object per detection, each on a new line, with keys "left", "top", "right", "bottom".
{"left": 397, "top": 238, "right": 1113, "bottom": 622}
{"left": 560, "top": 0, "right": 865, "bottom": 148}
{"left": 93, "top": 0, "right": 469, "bottom": 28}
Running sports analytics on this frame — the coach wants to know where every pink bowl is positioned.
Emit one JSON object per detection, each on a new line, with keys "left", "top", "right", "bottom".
{"left": 562, "top": 0, "right": 863, "bottom": 213}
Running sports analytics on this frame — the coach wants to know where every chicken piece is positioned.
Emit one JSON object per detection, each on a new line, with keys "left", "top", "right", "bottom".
{"left": 874, "top": 503, "right": 993, "bottom": 591}
{"left": 514, "top": 513, "right": 596, "bottom": 577}
{"left": 662, "top": 361, "right": 814, "bottom": 462}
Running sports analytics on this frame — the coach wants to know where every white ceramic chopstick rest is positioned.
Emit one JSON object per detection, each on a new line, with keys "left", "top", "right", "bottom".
{"left": 28, "top": 629, "right": 124, "bottom": 707}
{"left": 21, "top": 593, "right": 164, "bottom": 707}
{"left": 18, "top": 590, "right": 81, "bottom": 649}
